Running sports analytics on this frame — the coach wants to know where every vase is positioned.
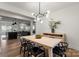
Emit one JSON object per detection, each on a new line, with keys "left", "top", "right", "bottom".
{"left": 51, "top": 28, "right": 55, "bottom": 33}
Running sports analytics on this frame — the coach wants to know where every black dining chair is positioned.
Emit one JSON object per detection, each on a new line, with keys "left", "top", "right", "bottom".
{"left": 53, "top": 42, "right": 68, "bottom": 57}
{"left": 19, "top": 37, "right": 45, "bottom": 57}
{"left": 19, "top": 38, "right": 28, "bottom": 56}
{"left": 23, "top": 41, "right": 45, "bottom": 57}
{"left": 30, "top": 46, "right": 45, "bottom": 57}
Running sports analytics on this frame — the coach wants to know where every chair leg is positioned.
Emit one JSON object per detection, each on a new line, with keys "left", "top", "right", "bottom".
{"left": 20, "top": 47, "right": 22, "bottom": 54}
{"left": 23, "top": 47, "right": 26, "bottom": 57}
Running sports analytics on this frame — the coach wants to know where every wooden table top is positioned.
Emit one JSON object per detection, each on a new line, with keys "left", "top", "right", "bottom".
{"left": 21, "top": 35, "right": 62, "bottom": 48}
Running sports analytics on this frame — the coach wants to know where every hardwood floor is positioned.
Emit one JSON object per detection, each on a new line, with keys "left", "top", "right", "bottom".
{"left": 0, "top": 36, "right": 79, "bottom": 57}
{"left": 0, "top": 37, "right": 22, "bottom": 57}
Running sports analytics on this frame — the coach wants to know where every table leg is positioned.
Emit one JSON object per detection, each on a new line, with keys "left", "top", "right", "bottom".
{"left": 48, "top": 47, "right": 53, "bottom": 57}
{"left": 44, "top": 48, "right": 48, "bottom": 57}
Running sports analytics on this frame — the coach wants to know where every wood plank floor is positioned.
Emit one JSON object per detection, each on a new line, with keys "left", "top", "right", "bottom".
{"left": 0, "top": 38, "right": 22, "bottom": 57}
{"left": 0, "top": 36, "right": 79, "bottom": 57}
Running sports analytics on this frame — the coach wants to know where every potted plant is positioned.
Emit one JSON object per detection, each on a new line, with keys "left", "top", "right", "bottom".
{"left": 49, "top": 18, "right": 61, "bottom": 33}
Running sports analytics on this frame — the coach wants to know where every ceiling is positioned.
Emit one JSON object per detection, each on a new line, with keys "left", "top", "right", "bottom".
{"left": 4, "top": 2, "right": 79, "bottom": 14}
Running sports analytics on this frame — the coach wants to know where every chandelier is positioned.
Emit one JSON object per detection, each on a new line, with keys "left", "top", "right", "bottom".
{"left": 32, "top": 2, "right": 50, "bottom": 23}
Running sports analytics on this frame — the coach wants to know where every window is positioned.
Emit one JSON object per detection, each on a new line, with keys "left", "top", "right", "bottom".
{"left": 1, "top": 25, "right": 12, "bottom": 32}
{"left": 1, "top": 26, "right": 7, "bottom": 31}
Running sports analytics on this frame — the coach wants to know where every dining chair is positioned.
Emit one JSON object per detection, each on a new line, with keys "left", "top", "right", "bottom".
{"left": 19, "top": 38, "right": 28, "bottom": 56}
{"left": 20, "top": 40, "right": 39, "bottom": 57}
{"left": 30, "top": 46, "right": 45, "bottom": 57}
{"left": 53, "top": 42, "right": 68, "bottom": 57}
{"left": 24, "top": 41, "right": 45, "bottom": 57}
{"left": 19, "top": 37, "right": 45, "bottom": 57}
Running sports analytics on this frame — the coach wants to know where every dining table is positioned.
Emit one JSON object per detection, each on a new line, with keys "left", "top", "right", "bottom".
{"left": 21, "top": 35, "right": 62, "bottom": 57}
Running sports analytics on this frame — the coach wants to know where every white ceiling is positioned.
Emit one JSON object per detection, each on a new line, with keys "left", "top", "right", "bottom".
{"left": 2, "top": 2, "right": 79, "bottom": 14}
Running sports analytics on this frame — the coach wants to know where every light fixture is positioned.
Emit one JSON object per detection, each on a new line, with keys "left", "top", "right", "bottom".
{"left": 12, "top": 22, "right": 17, "bottom": 25}
{"left": 32, "top": 2, "right": 50, "bottom": 23}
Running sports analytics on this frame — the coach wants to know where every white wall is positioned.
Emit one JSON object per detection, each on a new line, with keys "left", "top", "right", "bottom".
{"left": 50, "top": 4, "right": 79, "bottom": 50}
{"left": 36, "top": 17, "right": 51, "bottom": 34}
